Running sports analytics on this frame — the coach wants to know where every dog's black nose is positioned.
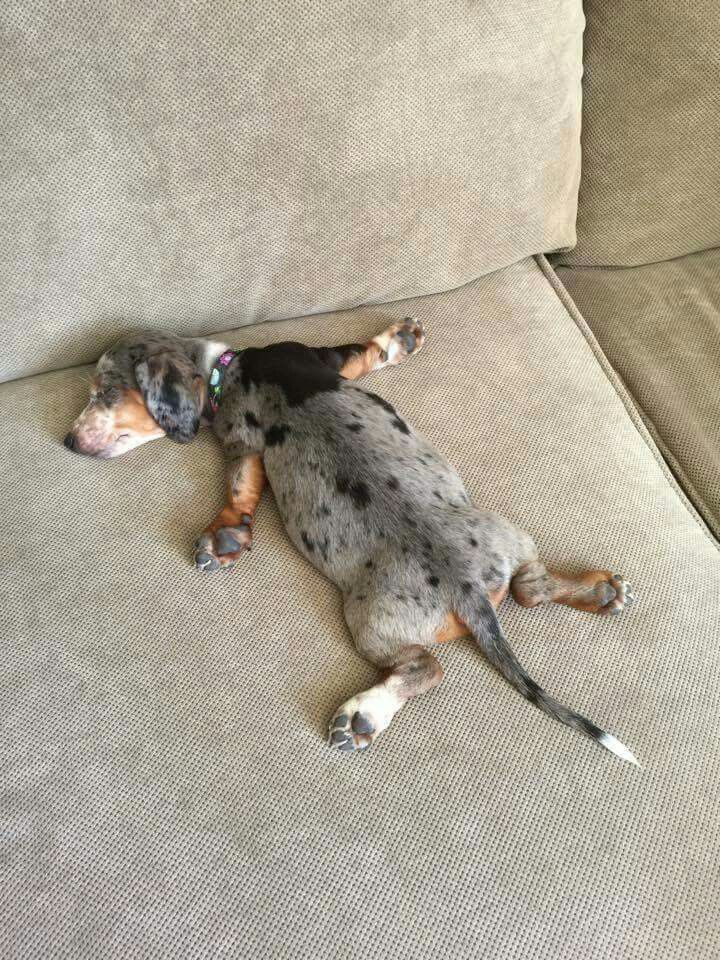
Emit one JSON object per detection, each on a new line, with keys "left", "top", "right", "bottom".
{"left": 64, "top": 432, "right": 76, "bottom": 450}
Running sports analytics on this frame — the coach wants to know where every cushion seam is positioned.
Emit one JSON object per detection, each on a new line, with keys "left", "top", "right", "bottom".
{"left": 535, "top": 254, "right": 719, "bottom": 551}
{"left": 550, "top": 241, "right": 720, "bottom": 272}
{"left": 608, "top": 379, "right": 720, "bottom": 543}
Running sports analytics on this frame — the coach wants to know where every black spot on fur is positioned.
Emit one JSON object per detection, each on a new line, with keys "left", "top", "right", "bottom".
{"left": 387, "top": 476, "right": 399, "bottom": 490}
{"left": 346, "top": 422, "right": 363, "bottom": 433}
{"left": 244, "top": 411, "right": 261, "bottom": 429}
{"left": 484, "top": 565, "right": 503, "bottom": 583}
{"left": 365, "top": 560, "right": 374, "bottom": 569}
{"left": 336, "top": 475, "right": 372, "bottom": 509}
{"left": 392, "top": 417, "right": 410, "bottom": 435}
{"left": 300, "top": 531, "right": 315, "bottom": 553}
{"left": 239, "top": 342, "right": 341, "bottom": 406}
{"left": 366, "top": 391, "right": 397, "bottom": 415}
{"left": 427, "top": 575, "right": 440, "bottom": 588}
{"left": 265, "top": 424, "right": 291, "bottom": 446}
{"left": 433, "top": 490, "right": 443, "bottom": 501}
{"left": 469, "top": 537, "right": 478, "bottom": 547}
{"left": 461, "top": 581, "right": 473, "bottom": 594}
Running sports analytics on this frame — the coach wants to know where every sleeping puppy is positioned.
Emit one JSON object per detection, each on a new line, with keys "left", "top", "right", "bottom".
{"left": 65, "top": 320, "right": 638, "bottom": 763}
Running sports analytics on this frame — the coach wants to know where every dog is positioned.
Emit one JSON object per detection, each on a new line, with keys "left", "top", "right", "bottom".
{"left": 65, "top": 319, "right": 638, "bottom": 763}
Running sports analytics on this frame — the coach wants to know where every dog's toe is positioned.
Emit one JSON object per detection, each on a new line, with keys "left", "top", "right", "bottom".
{"left": 351, "top": 711, "right": 375, "bottom": 735}
{"left": 602, "top": 575, "right": 635, "bottom": 615}
{"left": 328, "top": 710, "right": 372, "bottom": 753}
{"left": 193, "top": 525, "right": 252, "bottom": 572}
{"left": 194, "top": 550, "right": 220, "bottom": 573}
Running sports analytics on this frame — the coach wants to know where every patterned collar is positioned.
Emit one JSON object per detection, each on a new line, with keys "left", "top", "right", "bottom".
{"left": 207, "top": 349, "right": 239, "bottom": 415}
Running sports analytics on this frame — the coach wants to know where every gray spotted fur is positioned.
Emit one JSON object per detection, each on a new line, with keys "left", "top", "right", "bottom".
{"left": 216, "top": 373, "right": 537, "bottom": 663}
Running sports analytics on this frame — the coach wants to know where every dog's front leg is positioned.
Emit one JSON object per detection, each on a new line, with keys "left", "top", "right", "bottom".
{"left": 314, "top": 317, "right": 425, "bottom": 380}
{"left": 193, "top": 453, "right": 266, "bottom": 572}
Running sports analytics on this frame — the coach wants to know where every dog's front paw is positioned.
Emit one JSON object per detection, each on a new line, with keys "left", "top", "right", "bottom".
{"left": 194, "top": 522, "right": 252, "bottom": 572}
{"left": 374, "top": 317, "right": 425, "bottom": 366}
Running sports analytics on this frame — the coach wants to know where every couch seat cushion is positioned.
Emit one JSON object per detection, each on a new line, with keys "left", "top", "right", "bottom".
{"left": 558, "top": 249, "right": 720, "bottom": 539}
{"left": 1, "top": 257, "right": 718, "bottom": 959}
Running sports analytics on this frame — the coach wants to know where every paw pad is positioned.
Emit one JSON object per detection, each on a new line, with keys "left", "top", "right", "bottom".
{"left": 328, "top": 710, "right": 374, "bottom": 753}
{"left": 193, "top": 522, "right": 252, "bottom": 572}
{"left": 604, "top": 575, "right": 636, "bottom": 615}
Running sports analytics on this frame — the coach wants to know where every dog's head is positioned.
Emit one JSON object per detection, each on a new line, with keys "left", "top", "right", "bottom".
{"left": 64, "top": 332, "right": 207, "bottom": 458}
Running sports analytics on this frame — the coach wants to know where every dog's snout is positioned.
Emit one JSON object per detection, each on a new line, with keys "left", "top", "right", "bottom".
{"left": 63, "top": 432, "right": 76, "bottom": 451}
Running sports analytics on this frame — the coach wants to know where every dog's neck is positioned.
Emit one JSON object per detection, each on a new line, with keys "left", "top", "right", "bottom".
{"left": 199, "top": 339, "right": 231, "bottom": 380}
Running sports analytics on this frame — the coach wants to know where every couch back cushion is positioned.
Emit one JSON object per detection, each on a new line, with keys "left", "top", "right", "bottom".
{"left": 0, "top": 1, "right": 583, "bottom": 382}
{"left": 559, "top": 1, "right": 720, "bottom": 267}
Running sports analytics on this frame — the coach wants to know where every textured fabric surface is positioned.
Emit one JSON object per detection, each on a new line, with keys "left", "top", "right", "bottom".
{"left": 2, "top": 258, "right": 719, "bottom": 959}
{"left": 0, "top": 0, "right": 583, "bottom": 383}
{"left": 558, "top": 249, "right": 720, "bottom": 539}
{"left": 557, "top": 1, "right": 720, "bottom": 267}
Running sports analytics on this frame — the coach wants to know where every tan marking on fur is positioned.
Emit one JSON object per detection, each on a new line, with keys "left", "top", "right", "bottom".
{"left": 435, "top": 587, "right": 508, "bottom": 644}
{"left": 512, "top": 563, "right": 629, "bottom": 616}
{"left": 435, "top": 612, "right": 470, "bottom": 644}
{"left": 115, "top": 388, "right": 166, "bottom": 437}
{"left": 339, "top": 342, "right": 383, "bottom": 380}
{"left": 207, "top": 454, "right": 266, "bottom": 533}
{"left": 488, "top": 584, "right": 509, "bottom": 608}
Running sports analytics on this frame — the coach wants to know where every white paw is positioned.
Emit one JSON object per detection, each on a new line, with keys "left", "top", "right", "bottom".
{"left": 328, "top": 685, "right": 401, "bottom": 753}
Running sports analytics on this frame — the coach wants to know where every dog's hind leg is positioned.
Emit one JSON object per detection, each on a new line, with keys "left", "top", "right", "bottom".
{"left": 510, "top": 561, "right": 635, "bottom": 616}
{"left": 328, "top": 645, "right": 444, "bottom": 753}
{"left": 313, "top": 317, "right": 425, "bottom": 381}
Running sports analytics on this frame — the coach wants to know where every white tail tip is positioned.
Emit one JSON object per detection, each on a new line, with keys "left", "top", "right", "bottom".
{"left": 599, "top": 732, "right": 640, "bottom": 766}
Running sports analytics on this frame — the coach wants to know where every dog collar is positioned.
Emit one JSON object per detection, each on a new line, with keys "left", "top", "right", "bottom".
{"left": 207, "top": 350, "right": 239, "bottom": 415}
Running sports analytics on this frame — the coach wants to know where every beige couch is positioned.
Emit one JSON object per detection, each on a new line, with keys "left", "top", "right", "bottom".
{"left": 1, "top": 4, "right": 718, "bottom": 958}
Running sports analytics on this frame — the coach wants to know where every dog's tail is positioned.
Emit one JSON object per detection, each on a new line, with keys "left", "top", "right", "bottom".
{"left": 455, "top": 590, "right": 639, "bottom": 765}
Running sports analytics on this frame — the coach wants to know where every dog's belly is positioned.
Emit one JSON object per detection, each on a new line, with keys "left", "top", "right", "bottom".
{"left": 260, "top": 383, "right": 476, "bottom": 588}
{"left": 263, "top": 446, "right": 468, "bottom": 594}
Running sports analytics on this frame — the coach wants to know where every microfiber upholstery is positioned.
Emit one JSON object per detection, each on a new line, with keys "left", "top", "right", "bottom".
{"left": 558, "top": 249, "right": 720, "bottom": 540}
{"left": 2, "top": 258, "right": 718, "bottom": 959}
{"left": 0, "top": 0, "right": 583, "bottom": 383}
{"left": 557, "top": 0, "right": 720, "bottom": 267}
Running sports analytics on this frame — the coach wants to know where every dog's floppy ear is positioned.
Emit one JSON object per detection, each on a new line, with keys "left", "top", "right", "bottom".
{"left": 134, "top": 352, "right": 204, "bottom": 443}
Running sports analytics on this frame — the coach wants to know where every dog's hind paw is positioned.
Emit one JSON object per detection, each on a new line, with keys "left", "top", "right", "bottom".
{"left": 193, "top": 522, "right": 252, "bottom": 572}
{"left": 328, "top": 710, "right": 375, "bottom": 753}
{"left": 602, "top": 575, "right": 636, "bottom": 615}
{"left": 328, "top": 686, "right": 401, "bottom": 753}
{"left": 373, "top": 317, "right": 425, "bottom": 366}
